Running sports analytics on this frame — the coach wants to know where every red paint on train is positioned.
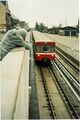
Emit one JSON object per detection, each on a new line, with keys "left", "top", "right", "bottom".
{"left": 35, "top": 53, "right": 55, "bottom": 61}
{"left": 33, "top": 31, "right": 56, "bottom": 62}
{"left": 35, "top": 42, "right": 55, "bottom": 46}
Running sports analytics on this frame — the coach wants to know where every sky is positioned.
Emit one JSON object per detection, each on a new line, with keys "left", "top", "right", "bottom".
{"left": 7, "top": 0, "right": 79, "bottom": 28}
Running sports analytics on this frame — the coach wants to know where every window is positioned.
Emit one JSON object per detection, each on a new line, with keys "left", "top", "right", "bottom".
{"left": 35, "top": 45, "right": 55, "bottom": 53}
{"left": 35, "top": 46, "right": 41, "bottom": 52}
{"left": 42, "top": 46, "right": 51, "bottom": 52}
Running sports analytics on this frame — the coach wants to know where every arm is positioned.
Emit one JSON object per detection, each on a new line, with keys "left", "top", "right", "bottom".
{"left": 21, "top": 41, "right": 32, "bottom": 50}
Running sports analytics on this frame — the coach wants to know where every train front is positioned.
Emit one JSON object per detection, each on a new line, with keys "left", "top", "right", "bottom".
{"left": 35, "top": 41, "right": 56, "bottom": 63}
{"left": 32, "top": 31, "right": 56, "bottom": 63}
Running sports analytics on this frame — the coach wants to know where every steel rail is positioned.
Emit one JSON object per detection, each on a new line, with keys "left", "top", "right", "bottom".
{"left": 55, "top": 58, "right": 80, "bottom": 96}
{"left": 56, "top": 46, "right": 79, "bottom": 67}
{"left": 50, "top": 61, "right": 80, "bottom": 119}
{"left": 55, "top": 48, "right": 79, "bottom": 72}
{"left": 39, "top": 66, "right": 57, "bottom": 119}
{"left": 52, "top": 61, "right": 80, "bottom": 102}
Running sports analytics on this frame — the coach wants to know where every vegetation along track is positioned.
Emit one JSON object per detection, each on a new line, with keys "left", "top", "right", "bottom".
{"left": 36, "top": 64, "right": 77, "bottom": 119}
{"left": 50, "top": 59, "right": 80, "bottom": 119}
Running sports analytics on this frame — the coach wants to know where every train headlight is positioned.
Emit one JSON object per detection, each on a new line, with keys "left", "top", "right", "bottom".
{"left": 52, "top": 55, "right": 53, "bottom": 56}
{"left": 38, "top": 54, "right": 40, "bottom": 56}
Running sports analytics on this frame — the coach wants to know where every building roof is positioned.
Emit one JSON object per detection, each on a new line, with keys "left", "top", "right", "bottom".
{"left": 61, "top": 26, "right": 77, "bottom": 30}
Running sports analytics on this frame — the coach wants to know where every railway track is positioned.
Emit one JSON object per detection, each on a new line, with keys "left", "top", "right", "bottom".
{"left": 55, "top": 48, "right": 79, "bottom": 83}
{"left": 50, "top": 59, "right": 80, "bottom": 119}
{"left": 35, "top": 64, "right": 79, "bottom": 119}
{"left": 54, "top": 58, "right": 80, "bottom": 94}
{"left": 56, "top": 47, "right": 79, "bottom": 72}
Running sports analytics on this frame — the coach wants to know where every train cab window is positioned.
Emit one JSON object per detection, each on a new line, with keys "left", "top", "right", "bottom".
{"left": 35, "top": 45, "right": 55, "bottom": 53}
{"left": 41, "top": 46, "right": 52, "bottom": 52}
{"left": 35, "top": 46, "right": 41, "bottom": 52}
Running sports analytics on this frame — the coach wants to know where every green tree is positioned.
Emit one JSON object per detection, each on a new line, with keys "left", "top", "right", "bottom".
{"left": 39, "top": 23, "right": 44, "bottom": 32}
{"left": 39, "top": 23, "right": 48, "bottom": 32}
{"left": 19, "top": 21, "right": 29, "bottom": 30}
{"left": 35, "top": 22, "right": 40, "bottom": 31}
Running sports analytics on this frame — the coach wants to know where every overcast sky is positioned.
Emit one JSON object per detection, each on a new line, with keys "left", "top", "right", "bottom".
{"left": 7, "top": 0, "right": 79, "bottom": 28}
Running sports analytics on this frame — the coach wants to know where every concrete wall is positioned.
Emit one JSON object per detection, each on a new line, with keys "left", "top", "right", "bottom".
{"left": 1, "top": 47, "right": 30, "bottom": 119}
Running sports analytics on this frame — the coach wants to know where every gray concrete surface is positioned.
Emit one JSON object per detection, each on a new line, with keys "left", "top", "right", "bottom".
{"left": 0, "top": 47, "right": 29, "bottom": 119}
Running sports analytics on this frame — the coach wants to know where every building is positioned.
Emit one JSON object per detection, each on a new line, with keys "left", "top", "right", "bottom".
{"left": 47, "top": 27, "right": 60, "bottom": 34}
{"left": 0, "top": 0, "right": 8, "bottom": 32}
{"left": 0, "top": 0, "right": 18, "bottom": 32}
{"left": 59, "top": 26, "right": 77, "bottom": 36}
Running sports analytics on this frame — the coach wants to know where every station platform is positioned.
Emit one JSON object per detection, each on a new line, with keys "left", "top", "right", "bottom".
{"left": 0, "top": 47, "right": 30, "bottom": 119}
{"left": 44, "top": 33, "right": 79, "bottom": 62}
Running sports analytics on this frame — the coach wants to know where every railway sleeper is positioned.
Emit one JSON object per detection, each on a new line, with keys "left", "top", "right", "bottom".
{"left": 40, "top": 67, "right": 57, "bottom": 119}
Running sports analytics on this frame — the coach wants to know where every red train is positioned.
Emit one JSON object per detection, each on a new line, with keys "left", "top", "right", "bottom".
{"left": 32, "top": 31, "right": 56, "bottom": 63}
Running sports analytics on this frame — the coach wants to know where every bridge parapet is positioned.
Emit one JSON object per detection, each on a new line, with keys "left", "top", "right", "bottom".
{"left": 0, "top": 47, "right": 30, "bottom": 119}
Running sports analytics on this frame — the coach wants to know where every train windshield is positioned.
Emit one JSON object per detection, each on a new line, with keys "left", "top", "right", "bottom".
{"left": 42, "top": 45, "right": 55, "bottom": 52}
{"left": 35, "top": 45, "right": 55, "bottom": 53}
{"left": 42, "top": 46, "right": 51, "bottom": 52}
